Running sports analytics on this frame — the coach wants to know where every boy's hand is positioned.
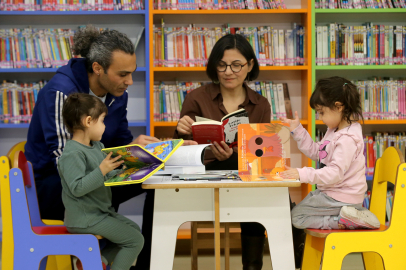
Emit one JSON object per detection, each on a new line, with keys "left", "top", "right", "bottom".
{"left": 280, "top": 111, "right": 300, "bottom": 132}
{"left": 100, "top": 152, "right": 124, "bottom": 176}
{"left": 280, "top": 165, "right": 300, "bottom": 180}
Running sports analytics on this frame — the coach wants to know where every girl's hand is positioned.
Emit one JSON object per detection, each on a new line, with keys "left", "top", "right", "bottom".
{"left": 280, "top": 111, "right": 300, "bottom": 132}
{"left": 100, "top": 152, "right": 124, "bottom": 176}
{"left": 210, "top": 141, "right": 233, "bottom": 161}
{"left": 280, "top": 165, "right": 300, "bottom": 180}
{"left": 177, "top": 115, "right": 195, "bottom": 135}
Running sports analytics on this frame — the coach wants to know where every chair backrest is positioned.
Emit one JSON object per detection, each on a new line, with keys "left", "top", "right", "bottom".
{"left": 0, "top": 156, "right": 14, "bottom": 270}
{"left": 7, "top": 141, "right": 26, "bottom": 168}
{"left": 13, "top": 151, "right": 44, "bottom": 227}
{"left": 370, "top": 147, "right": 404, "bottom": 227}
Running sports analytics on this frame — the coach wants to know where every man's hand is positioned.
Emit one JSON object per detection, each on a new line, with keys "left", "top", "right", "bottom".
{"left": 210, "top": 141, "right": 233, "bottom": 161}
{"left": 177, "top": 115, "right": 195, "bottom": 135}
{"left": 183, "top": 140, "right": 198, "bottom": 146}
{"left": 100, "top": 152, "right": 124, "bottom": 176}
{"left": 280, "top": 111, "right": 300, "bottom": 132}
{"left": 130, "top": 135, "right": 161, "bottom": 147}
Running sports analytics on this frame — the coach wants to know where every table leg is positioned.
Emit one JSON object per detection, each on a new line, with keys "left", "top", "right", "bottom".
{"left": 219, "top": 187, "right": 295, "bottom": 270}
{"left": 214, "top": 188, "right": 221, "bottom": 270}
{"left": 150, "top": 188, "right": 215, "bottom": 270}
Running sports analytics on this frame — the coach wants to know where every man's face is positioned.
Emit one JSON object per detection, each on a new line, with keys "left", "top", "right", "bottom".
{"left": 99, "top": 50, "right": 137, "bottom": 97}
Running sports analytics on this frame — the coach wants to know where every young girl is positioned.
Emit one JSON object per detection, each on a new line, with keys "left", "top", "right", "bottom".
{"left": 280, "top": 76, "right": 380, "bottom": 230}
{"left": 58, "top": 93, "right": 144, "bottom": 270}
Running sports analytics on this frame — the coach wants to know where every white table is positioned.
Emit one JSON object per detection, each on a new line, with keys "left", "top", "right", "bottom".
{"left": 142, "top": 176, "right": 301, "bottom": 270}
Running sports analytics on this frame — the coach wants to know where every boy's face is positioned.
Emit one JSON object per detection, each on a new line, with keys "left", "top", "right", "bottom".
{"left": 89, "top": 113, "right": 106, "bottom": 141}
{"left": 98, "top": 51, "right": 137, "bottom": 97}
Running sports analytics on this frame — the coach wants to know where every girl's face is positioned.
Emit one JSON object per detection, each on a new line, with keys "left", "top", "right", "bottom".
{"left": 315, "top": 105, "right": 343, "bottom": 129}
{"left": 88, "top": 113, "right": 106, "bottom": 141}
{"left": 216, "top": 49, "right": 253, "bottom": 91}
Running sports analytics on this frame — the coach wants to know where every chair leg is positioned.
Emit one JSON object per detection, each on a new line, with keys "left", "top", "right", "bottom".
{"left": 225, "top": 223, "right": 230, "bottom": 270}
{"left": 363, "top": 252, "right": 384, "bottom": 270}
{"left": 191, "top": 222, "right": 198, "bottom": 270}
{"left": 301, "top": 235, "right": 324, "bottom": 270}
{"left": 55, "top": 255, "right": 73, "bottom": 270}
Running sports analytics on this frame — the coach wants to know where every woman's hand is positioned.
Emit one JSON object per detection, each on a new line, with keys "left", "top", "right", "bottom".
{"left": 210, "top": 141, "right": 233, "bottom": 161}
{"left": 280, "top": 165, "right": 300, "bottom": 180}
{"left": 280, "top": 111, "right": 300, "bottom": 132}
{"left": 100, "top": 152, "right": 124, "bottom": 176}
{"left": 177, "top": 115, "right": 195, "bottom": 135}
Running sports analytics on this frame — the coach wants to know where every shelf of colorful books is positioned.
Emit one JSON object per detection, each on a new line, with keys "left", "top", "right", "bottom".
{"left": 152, "top": 66, "right": 309, "bottom": 72}
{"left": 315, "top": 9, "right": 406, "bottom": 13}
{"left": 151, "top": 9, "right": 308, "bottom": 14}
{"left": 315, "top": 120, "right": 406, "bottom": 125}
{"left": 0, "top": 11, "right": 146, "bottom": 15}
{"left": 0, "top": 67, "right": 147, "bottom": 72}
{"left": 315, "top": 65, "right": 406, "bottom": 70}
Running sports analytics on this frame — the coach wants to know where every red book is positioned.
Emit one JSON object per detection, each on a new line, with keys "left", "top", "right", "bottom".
{"left": 191, "top": 108, "right": 248, "bottom": 148}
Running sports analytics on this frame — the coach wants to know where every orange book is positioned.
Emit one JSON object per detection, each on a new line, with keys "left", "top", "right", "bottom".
{"left": 238, "top": 123, "right": 296, "bottom": 182}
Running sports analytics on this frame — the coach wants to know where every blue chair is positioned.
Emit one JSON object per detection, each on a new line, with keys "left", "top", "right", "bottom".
{"left": 8, "top": 151, "right": 104, "bottom": 269}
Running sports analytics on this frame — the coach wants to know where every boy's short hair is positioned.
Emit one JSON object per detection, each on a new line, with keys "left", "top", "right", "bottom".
{"left": 62, "top": 93, "right": 108, "bottom": 134}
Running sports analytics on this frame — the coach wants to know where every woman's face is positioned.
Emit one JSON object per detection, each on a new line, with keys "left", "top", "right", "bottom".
{"left": 216, "top": 49, "right": 253, "bottom": 91}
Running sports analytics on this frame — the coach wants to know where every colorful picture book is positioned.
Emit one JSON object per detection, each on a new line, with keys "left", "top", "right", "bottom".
{"left": 192, "top": 108, "right": 249, "bottom": 147}
{"left": 238, "top": 123, "right": 295, "bottom": 181}
{"left": 101, "top": 139, "right": 184, "bottom": 186}
{"left": 153, "top": 22, "right": 305, "bottom": 67}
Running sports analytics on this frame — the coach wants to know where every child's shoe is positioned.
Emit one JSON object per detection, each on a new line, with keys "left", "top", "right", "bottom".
{"left": 73, "top": 256, "right": 107, "bottom": 270}
{"left": 338, "top": 206, "right": 380, "bottom": 229}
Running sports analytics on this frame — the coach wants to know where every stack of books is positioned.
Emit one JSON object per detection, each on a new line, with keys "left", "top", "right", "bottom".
{"left": 0, "top": 81, "right": 45, "bottom": 124}
{"left": 315, "top": 23, "right": 406, "bottom": 66}
{"left": 355, "top": 79, "right": 406, "bottom": 120}
{"left": 153, "top": 0, "right": 286, "bottom": 10}
{"left": 315, "top": 0, "right": 406, "bottom": 9}
{"left": 0, "top": 0, "right": 144, "bottom": 11}
{"left": 153, "top": 22, "right": 305, "bottom": 67}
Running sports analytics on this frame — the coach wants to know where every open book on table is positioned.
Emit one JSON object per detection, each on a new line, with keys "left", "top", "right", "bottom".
{"left": 102, "top": 139, "right": 209, "bottom": 186}
{"left": 238, "top": 123, "right": 297, "bottom": 182}
{"left": 191, "top": 108, "right": 249, "bottom": 148}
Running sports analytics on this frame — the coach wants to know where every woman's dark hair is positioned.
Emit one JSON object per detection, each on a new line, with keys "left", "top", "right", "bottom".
{"left": 310, "top": 76, "right": 364, "bottom": 124}
{"left": 206, "top": 34, "right": 259, "bottom": 82}
{"left": 72, "top": 25, "right": 135, "bottom": 73}
{"left": 62, "top": 93, "right": 108, "bottom": 134}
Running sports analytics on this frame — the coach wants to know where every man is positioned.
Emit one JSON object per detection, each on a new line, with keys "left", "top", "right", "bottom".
{"left": 25, "top": 26, "right": 163, "bottom": 269}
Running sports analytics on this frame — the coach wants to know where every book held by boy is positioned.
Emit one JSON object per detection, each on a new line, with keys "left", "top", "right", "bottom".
{"left": 238, "top": 123, "right": 297, "bottom": 182}
{"left": 192, "top": 108, "right": 249, "bottom": 148}
{"left": 101, "top": 140, "right": 210, "bottom": 185}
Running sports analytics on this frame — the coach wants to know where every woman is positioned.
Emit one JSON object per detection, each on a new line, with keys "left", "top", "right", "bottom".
{"left": 174, "top": 34, "right": 270, "bottom": 270}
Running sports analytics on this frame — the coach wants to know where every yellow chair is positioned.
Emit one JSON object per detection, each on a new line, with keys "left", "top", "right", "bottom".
{"left": 4, "top": 142, "right": 72, "bottom": 270}
{"left": 301, "top": 146, "right": 406, "bottom": 270}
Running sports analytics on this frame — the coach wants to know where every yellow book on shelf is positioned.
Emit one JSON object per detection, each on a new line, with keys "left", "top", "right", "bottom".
{"left": 101, "top": 139, "right": 184, "bottom": 186}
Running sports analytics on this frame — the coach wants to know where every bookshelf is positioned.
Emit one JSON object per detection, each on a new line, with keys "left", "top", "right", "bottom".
{"left": 148, "top": 0, "right": 313, "bottom": 199}
{"left": 0, "top": 9, "right": 151, "bottom": 155}
{"left": 311, "top": 5, "right": 406, "bottom": 179}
